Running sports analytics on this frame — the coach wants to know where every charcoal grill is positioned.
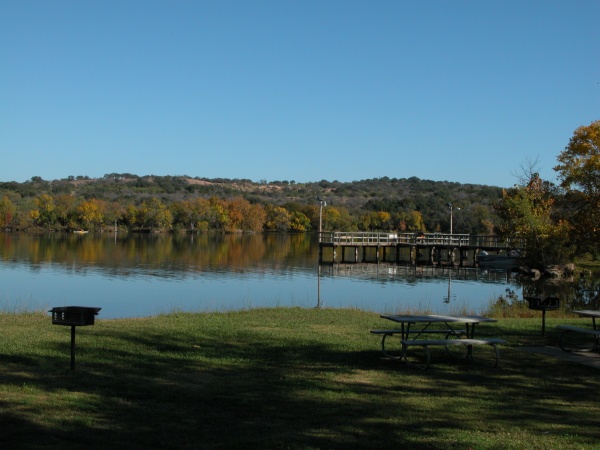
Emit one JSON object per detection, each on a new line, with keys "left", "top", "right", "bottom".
{"left": 524, "top": 297, "right": 559, "bottom": 336}
{"left": 49, "top": 306, "right": 101, "bottom": 370}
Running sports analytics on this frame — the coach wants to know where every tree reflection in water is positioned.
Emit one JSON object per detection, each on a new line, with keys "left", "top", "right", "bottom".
{"left": 0, "top": 232, "right": 597, "bottom": 317}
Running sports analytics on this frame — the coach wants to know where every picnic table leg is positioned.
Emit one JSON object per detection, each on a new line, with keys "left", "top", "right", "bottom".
{"left": 70, "top": 324, "right": 76, "bottom": 370}
{"left": 466, "top": 323, "right": 474, "bottom": 339}
{"left": 558, "top": 329, "right": 599, "bottom": 353}
{"left": 465, "top": 324, "right": 475, "bottom": 358}
{"left": 380, "top": 333, "right": 403, "bottom": 359}
{"left": 401, "top": 343, "right": 431, "bottom": 370}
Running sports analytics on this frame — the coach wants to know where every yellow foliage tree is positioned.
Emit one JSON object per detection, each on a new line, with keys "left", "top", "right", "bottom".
{"left": 554, "top": 120, "right": 600, "bottom": 257}
{"left": 34, "top": 194, "right": 56, "bottom": 229}
{"left": 77, "top": 198, "right": 105, "bottom": 230}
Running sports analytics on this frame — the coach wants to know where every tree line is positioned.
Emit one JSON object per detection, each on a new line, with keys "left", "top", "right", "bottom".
{"left": 0, "top": 191, "right": 440, "bottom": 234}
{"left": 0, "top": 176, "right": 502, "bottom": 235}
{"left": 1, "top": 120, "right": 598, "bottom": 268}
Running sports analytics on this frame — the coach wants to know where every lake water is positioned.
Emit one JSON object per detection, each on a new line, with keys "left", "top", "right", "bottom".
{"left": 0, "top": 232, "right": 530, "bottom": 320}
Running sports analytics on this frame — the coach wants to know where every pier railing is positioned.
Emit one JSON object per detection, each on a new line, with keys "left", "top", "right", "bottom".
{"left": 319, "top": 232, "right": 523, "bottom": 249}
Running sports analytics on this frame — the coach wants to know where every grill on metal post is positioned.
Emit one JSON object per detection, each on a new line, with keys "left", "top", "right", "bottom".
{"left": 524, "top": 297, "right": 559, "bottom": 336}
{"left": 49, "top": 306, "right": 101, "bottom": 370}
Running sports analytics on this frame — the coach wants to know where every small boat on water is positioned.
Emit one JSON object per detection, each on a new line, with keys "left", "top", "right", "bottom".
{"left": 477, "top": 250, "right": 521, "bottom": 269}
{"left": 72, "top": 230, "right": 89, "bottom": 234}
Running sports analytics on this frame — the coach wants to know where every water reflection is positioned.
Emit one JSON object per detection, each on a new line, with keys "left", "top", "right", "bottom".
{"left": 1, "top": 232, "right": 315, "bottom": 278}
{"left": 1, "top": 232, "right": 598, "bottom": 318}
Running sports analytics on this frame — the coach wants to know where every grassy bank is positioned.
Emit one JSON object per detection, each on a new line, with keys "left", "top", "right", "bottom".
{"left": 1, "top": 308, "right": 599, "bottom": 449}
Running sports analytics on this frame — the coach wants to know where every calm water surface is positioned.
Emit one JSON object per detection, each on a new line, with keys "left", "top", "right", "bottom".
{"left": 1, "top": 232, "right": 525, "bottom": 319}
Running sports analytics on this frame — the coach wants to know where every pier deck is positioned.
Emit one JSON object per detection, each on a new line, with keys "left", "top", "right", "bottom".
{"left": 318, "top": 232, "right": 524, "bottom": 267}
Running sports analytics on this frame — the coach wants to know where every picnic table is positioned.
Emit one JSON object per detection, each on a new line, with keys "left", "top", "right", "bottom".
{"left": 557, "top": 310, "right": 600, "bottom": 352}
{"left": 371, "top": 314, "right": 505, "bottom": 369}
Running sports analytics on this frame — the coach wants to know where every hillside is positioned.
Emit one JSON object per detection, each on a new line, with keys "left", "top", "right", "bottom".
{"left": 0, "top": 174, "right": 504, "bottom": 233}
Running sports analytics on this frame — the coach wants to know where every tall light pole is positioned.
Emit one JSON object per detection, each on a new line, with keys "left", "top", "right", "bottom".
{"left": 447, "top": 202, "right": 460, "bottom": 234}
{"left": 317, "top": 197, "right": 326, "bottom": 241}
{"left": 317, "top": 197, "right": 326, "bottom": 308}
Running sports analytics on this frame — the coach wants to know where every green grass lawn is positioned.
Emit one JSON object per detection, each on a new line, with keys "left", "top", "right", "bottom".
{"left": 1, "top": 308, "right": 599, "bottom": 449}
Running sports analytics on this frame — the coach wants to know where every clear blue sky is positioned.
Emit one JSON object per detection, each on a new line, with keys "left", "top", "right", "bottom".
{"left": 1, "top": 0, "right": 598, "bottom": 188}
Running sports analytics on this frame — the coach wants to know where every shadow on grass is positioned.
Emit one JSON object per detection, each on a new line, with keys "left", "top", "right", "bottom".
{"left": 1, "top": 319, "right": 599, "bottom": 449}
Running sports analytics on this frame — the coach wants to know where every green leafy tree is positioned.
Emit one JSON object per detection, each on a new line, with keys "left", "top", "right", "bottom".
{"left": 494, "top": 174, "right": 573, "bottom": 268}
{"left": 462, "top": 204, "right": 495, "bottom": 235}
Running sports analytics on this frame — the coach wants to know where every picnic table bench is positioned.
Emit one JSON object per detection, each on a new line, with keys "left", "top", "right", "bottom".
{"left": 556, "top": 310, "right": 600, "bottom": 352}
{"left": 370, "top": 329, "right": 468, "bottom": 358}
{"left": 400, "top": 338, "right": 507, "bottom": 370}
{"left": 373, "top": 314, "right": 506, "bottom": 369}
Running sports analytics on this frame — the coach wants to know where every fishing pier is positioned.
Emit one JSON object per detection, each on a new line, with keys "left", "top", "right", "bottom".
{"left": 318, "top": 232, "right": 523, "bottom": 267}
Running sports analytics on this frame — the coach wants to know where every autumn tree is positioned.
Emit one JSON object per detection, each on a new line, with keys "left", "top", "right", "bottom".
{"left": 169, "top": 200, "right": 191, "bottom": 230}
{"left": 54, "top": 194, "right": 77, "bottom": 229}
{"left": 208, "top": 197, "right": 229, "bottom": 231}
{"left": 226, "top": 197, "right": 252, "bottom": 232}
{"left": 554, "top": 120, "right": 600, "bottom": 257}
{"left": 243, "top": 203, "right": 267, "bottom": 232}
{"left": 33, "top": 194, "right": 56, "bottom": 229}
{"left": 189, "top": 197, "right": 211, "bottom": 231}
{"left": 77, "top": 198, "right": 105, "bottom": 230}
{"left": 289, "top": 211, "right": 311, "bottom": 232}
{"left": 322, "top": 206, "right": 355, "bottom": 231}
{"left": 140, "top": 198, "right": 173, "bottom": 230}
{"left": 359, "top": 211, "right": 392, "bottom": 231}
{"left": 302, "top": 204, "right": 320, "bottom": 231}
{"left": 265, "top": 205, "right": 290, "bottom": 232}
{"left": 104, "top": 201, "right": 126, "bottom": 230}
{"left": 123, "top": 204, "right": 139, "bottom": 229}
{"left": 396, "top": 211, "right": 426, "bottom": 232}
{"left": 0, "top": 195, "right": 16, "bottom": 228}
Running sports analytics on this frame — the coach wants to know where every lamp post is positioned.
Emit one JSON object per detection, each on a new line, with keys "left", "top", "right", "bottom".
{"left": 447, "top": 202, "right": 460, "bottom": 234}
{"left": 317, "top": 197, "right": 326, "bottom": 308}
{"left": 317, "top": 197, "right": 326, "bottom": 241}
